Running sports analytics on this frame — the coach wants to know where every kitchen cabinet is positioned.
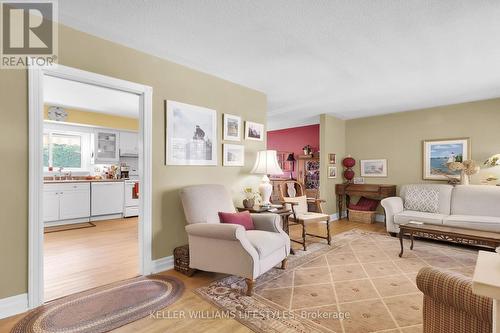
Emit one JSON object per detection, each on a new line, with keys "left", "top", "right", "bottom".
{"left": 91, "top": 182, "right": 124, "bottom": 216}
{"left": 43, "top": 183, "right": 91, "bottom": 223}
{"left": 93, "top": 130, "right": 120, "bottom": 164}
{"left": 119, "top": 131, "right": 138, "bottom": 157}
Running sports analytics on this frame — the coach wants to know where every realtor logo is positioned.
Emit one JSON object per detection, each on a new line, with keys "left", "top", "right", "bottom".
{"left": 1, "top": 0, "right": 58, "bottom": 68}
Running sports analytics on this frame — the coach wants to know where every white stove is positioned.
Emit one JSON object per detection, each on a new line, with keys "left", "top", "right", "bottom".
{"left": 124, "top": 175, "right": 139, "bottom": 217}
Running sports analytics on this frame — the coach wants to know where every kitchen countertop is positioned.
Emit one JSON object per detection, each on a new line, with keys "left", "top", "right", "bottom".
{"left": 44, "top": 179, "right": 125, "bottom": 184}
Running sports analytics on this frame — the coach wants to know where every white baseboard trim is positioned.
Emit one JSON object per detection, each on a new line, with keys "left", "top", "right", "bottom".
{"left": 0, "top": 293, "right": 28, "bottom": 319}
{"left": 150, "top": 255, "right": 174, "bottom": 274}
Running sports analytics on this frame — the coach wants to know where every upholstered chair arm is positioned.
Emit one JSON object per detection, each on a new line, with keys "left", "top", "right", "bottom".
{"left": 185, "top": 223, "right": 246, "bottom": 241}
{"left": 251, "top": 213, "right": 291, "bottom": 255}
{"left": 416, "top": 267, "right": 493, "bottom": 323}
{"left": 381, "top": 196, "right": 403, "bottom": 233}
{"left": 251, "top": 213, "right": 282, "bottom": 233}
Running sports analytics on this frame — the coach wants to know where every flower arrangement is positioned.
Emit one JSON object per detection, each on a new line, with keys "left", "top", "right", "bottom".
{"left": 302, "top": 145, "right": 312, "bottom": 155}
{"left": 243, "top": 187, "right": 261, "bottom": 208}
{"left": 447, "top": 159, "right": 479, "bottom": 185}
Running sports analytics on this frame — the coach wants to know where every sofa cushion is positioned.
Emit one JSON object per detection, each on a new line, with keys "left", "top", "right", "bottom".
{"left": 451, "top": 185, "right": 500, "bottom": 217}
{"left": 400, "top": 184, "right": 453, "bottom": 215}
{"left": 443, "top": 215, "right": 500, "bottom": 232}
{"left": 394, "top": 210, "right": 446, "bottom": 225}
{"left": 246, "top": 230, "right": 285, "bottom": 258}
{"left": 403, "top": 185, "right": 440, "bottom": 213}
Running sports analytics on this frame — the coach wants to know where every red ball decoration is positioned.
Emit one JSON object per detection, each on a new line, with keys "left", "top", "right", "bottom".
{"left": 342, "top": 156, "right": 356, "bottom": 168}
{"left": 344, "top": 169, "right": 355, "bottom": 181}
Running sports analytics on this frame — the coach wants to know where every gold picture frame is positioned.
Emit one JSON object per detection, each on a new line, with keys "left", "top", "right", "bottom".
{"left": 422, "top": 137, "right": 471, "bottom": 180}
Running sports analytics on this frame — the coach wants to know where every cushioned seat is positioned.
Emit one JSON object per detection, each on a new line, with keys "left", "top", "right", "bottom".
{"left": 289, "top": 212, "right": 330, "bottom": 224}
{"left": 394, "top": 210, "right": 446, "bottom": 225}
{"left": 246, "top": 230, "right": 287, "bottom": 257}
{"left": 443, "top": 215, "right": 500, "bottom": 232}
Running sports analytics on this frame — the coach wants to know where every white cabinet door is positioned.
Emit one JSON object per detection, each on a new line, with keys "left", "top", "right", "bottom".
{"left": 119, "top": 131, "right": 138, "bottom": 156}
{"left": 43, "top": 189, "right": 60, "bottom": 222}
{"left": 59, "top": 184, "right": 91, "bottom": 220}
{"left": 91, "top": 182, "right": 124, "bottom": 216}
{"left": 93, "top": 130, "right": 120, "bottom": 163}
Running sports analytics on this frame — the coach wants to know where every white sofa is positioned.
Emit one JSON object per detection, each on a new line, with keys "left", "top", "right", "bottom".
{"left": 382, "top": 184, "right": 500, "bottom": 234}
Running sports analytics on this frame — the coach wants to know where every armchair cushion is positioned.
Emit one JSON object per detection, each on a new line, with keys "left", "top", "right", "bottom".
{"left": 283, "top": 195, "right": 308, "bottom": 214}
{"left": 246, "top": 230, "right": 286, "bottom": 258}
{"left": 290, "top": 212, "right": 330, "bottom": 224}
{"left": 250, "top": 213, "right": 281, "bottom": 233}
{"left": 219, "top": 211, "right": 255, "bottom": 230}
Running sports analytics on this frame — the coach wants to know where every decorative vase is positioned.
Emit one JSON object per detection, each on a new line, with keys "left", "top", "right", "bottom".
{"left": 243, "top": 198, "right": 254, "bottom": 209}
{"left": 342, "top": 155, "right": 356, "bottom": 183}
{"left": 460, "top": 171, "right": 470, "bottom": 185}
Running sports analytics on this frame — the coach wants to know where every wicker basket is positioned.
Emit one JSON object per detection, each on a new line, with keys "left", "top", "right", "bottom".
{"left": 348, "top": 209, "right": 376, "bottom": 224}
{"left": 173, "top": 245, "right": 197, "bottom": 276}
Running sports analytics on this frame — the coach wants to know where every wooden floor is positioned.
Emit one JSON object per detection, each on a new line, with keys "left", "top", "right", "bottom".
{"left": 44, "top": 217, "right": 139, "bottom": 301}
{"left": 0, "top": 219, "right": 385, "bottom": 332}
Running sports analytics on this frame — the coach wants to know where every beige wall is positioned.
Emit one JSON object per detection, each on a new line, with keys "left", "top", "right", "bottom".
{"left": 0, "top": 25, "right": 266, "bottom": 299}
{"left": 43, "top": 106, "right": 139, "bottom": 130}
{"left": 345, "top": 99, "right": 500, "bottom": 188}
{"left": 320, "top": 114, "right": 346, "bottom": 215}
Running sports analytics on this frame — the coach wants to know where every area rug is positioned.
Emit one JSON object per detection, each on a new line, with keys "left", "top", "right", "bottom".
{"left": 195, "top": 229, "right": 478, "bottom": 333}
{"left": 11, "top": 275, "right": 184, "bottom": 333}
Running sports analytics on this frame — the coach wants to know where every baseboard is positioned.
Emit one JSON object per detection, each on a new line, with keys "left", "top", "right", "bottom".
{"left": 375, "top": 214, "right": 385, "bottom": 223}
{"left": 0, "top": 293, "right": 28, "bottom": 319}
{"left": 150, "top": 255, "right": 174, "bottom": 274}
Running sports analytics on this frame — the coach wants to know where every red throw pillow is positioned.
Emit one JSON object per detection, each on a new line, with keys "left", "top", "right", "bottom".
{"left": 218, "top": 211, "right": 255, "bottom": 230}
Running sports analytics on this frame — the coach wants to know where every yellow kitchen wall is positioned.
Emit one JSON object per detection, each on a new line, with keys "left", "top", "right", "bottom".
{"left": 345, "top": 99, "right": 500, "bottom": 188}
{"left": 43, "top": 106, "right": 139, "bottom": 130}
{"left": 0, "top": 24, "right": 266, "bottom": 299}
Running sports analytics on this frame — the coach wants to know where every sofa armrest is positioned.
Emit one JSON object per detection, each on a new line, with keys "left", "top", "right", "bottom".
{"left": 185, "top": 223, "right": 245, "bottom": 241}
{"left": 251, "top": 213, "right": 281, "bottom": 233}
{"left": 416, "top": 267, "right": 493, "bottom": 323}
{"left": 381, "top": 197, "right": 404, "bottom": 233}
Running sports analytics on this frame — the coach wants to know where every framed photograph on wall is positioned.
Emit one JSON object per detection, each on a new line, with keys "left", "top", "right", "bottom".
{"left": 423, "top": 137, "right": 470, "bottom": 180}
{"left": 245, "top": 121, "right": 264, "bottom": 141}
{"left": 165, "top": 100, "right": 217, "bottom": 166}
{"left": 361, "top": 159, "right": 388, "bottom": 177}
{"left": 223, "top": 113, "right": 241, "bottom": 141}
{"left": 223, "top": 144, "right": 245, "bottom": 166}
{"left": 328, "top": 153, "right": 336, "bottom": 164}
{"left": 328, "top": 166, "right": 337, "bottom": 178}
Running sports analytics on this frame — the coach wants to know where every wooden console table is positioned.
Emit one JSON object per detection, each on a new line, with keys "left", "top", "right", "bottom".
{"left": 335, "top": 184, "right": 396, "bottom": 220}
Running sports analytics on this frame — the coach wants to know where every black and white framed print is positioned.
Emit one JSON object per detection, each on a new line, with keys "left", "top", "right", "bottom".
{"left": 245, "top": 121, "right": 264, "bottom": 141}
{"left": 166, "top": 100, "right": 217, "bottom": 166}
{"left": 223, "top": 113, "right": 242, "bottom": 141}
{"left": 223, "top": 144, "right": 245, "bottom": 166}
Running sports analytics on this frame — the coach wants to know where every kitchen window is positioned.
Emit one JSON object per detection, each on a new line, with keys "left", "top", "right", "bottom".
{"left": 43, "top": 130, "right": 90, "bottom": 171}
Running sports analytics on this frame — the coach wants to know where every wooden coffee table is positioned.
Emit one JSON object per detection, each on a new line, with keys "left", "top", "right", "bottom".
{"left": 398, "top": 222, "right": 500, "bottom": 258}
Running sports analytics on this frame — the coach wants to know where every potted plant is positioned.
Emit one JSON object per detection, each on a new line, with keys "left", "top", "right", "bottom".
{"left": 302, "top": 145, "right": 312, "bottom": 156}
{"left": 243, "top": 188, "right": 260, "bottom": 208}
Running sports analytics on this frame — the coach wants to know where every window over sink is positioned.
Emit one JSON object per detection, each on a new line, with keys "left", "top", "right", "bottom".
{"left": 43, "top": 127, "right": 91, "bottom": 172}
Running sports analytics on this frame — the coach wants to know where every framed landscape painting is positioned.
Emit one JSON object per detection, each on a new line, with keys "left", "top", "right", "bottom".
{"left": 423, "top": 138, "right": 470, "bottom": 180}
{"left": 361, "top": 159, "right": 387, "bottom": 177}
{"left": 165, "top": 100, "right": 217, "bottom": 166}
{"left": 223, "top": 113, "right": 241, "bottom": 141}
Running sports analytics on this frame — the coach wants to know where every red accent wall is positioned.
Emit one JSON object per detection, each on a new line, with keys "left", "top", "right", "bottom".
{"left": 267, "top": 124, "right": 320, "bottom": 178}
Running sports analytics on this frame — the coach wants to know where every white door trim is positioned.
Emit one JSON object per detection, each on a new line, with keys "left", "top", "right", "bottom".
{"left": 28, "top": 64, "right": 153, "bottom": 308}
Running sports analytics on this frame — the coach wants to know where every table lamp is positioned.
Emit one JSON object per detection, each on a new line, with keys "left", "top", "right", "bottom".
{"left": 251, "top": 150, "right": 283, "bottom": 207}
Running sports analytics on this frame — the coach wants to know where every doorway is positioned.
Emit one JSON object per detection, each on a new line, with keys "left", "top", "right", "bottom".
{"left": 28, "top": 64, "right": 153, "bottom": 307}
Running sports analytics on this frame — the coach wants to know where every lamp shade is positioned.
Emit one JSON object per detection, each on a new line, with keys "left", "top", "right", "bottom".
{"left": 286, "top": 153, "right": 296, "bottom": 162}
{"left": 251, "top": 150, "right": 283, "bottom": 175}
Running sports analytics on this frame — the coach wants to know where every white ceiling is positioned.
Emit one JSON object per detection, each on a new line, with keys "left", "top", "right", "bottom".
{"left": 57, "top": 1, "right": 500, "bottom": 130}
{"left": 44, "top": 75, "right": 139, "bottom": 118}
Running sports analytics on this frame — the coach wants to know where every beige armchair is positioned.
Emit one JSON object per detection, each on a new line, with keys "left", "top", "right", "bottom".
{"left": 179, "top": 184, "right": 290, "bottom": 295}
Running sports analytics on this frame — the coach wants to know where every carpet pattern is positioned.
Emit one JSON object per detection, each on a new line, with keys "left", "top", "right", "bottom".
{"left": 12, "top": 275, "right": 184, "bottom": 333}
{"left": 195, "top": 229, "right": 478, "bottom": 333}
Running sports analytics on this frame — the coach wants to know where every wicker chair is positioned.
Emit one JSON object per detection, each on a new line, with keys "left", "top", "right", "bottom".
{"left": 416, "top": 267, "right": 493, "bottom": 333}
